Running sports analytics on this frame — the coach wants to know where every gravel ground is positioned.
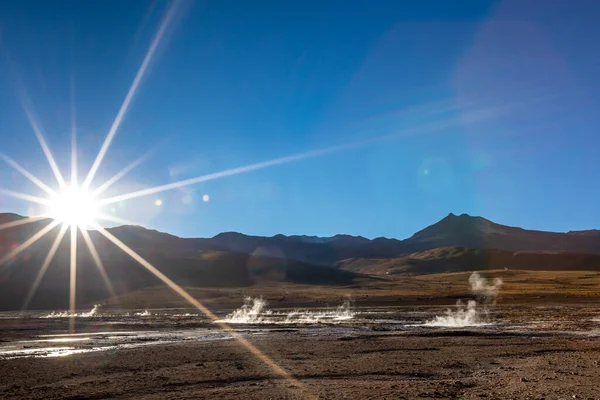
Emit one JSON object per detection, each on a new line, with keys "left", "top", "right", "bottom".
{"left": 1, "top": 318, "right": 600, "bottom": 400}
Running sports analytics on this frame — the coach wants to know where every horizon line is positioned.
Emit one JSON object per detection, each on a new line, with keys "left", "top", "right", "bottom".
{"left": 1, "top": 211, "right": 598, "bottom": 241}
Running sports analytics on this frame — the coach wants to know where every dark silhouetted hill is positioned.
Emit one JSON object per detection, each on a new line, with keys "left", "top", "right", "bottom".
{"left": 404, "top": 213, "right": 600, "bottom": 253}
{"left": 0, "top": 215, "right": 371, "bottom": 310}
{"left": 340, "top": 246, "right": 600, "bottom": 276}
{"left": 2, "top": 211, "right": 600, "bottom": 310}
{"left": 183, "top": 213, "right": 600, "bottom": 264}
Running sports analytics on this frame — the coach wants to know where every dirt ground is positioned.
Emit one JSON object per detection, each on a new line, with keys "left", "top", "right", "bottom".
{"left": 1, "top": 321, "right": 599, "bottom": 400}
{"left": 99, "top": 270, "right": 600, "bottom": 311}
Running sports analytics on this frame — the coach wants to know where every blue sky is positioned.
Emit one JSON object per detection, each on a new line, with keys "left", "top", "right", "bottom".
{"left": 0, "top": 0, "right": 599, "bottom": 239}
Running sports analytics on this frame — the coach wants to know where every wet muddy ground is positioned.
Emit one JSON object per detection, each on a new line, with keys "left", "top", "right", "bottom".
{"left": 1, "top": 304, "right": 600, "bottom": 399}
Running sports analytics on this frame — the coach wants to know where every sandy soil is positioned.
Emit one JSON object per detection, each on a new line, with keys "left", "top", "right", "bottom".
{"left": 99, "top": 270, "right": 600, "bottom": 311}
{"left": 1, "top": 316, "right": 600, "bottom": 400}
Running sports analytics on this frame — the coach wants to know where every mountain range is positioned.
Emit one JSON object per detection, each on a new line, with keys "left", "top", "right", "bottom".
{"left": 186, "top": 212, "right": 600, "bottom": 264}
{"left": 1, "top": 212, "right": 600, "bottom": 310}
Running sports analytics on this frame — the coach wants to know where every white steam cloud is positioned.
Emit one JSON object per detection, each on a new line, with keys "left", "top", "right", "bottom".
{"left": 41, "top": 304, "right": 102, "bottom": 318}
{"left": 217, "top": 297, "right": 272, "bottom": 324}
{"left": 469, "top": 272, "right": 503, "bottom": 301}
{"left": 215, "top": 297, "right": 355, "bottom": 324}
{"left": 424, "top": 300, "right": 487, "bottom": 327}
{"left": 425, "top": 272, "right": 502, "bottom": 327}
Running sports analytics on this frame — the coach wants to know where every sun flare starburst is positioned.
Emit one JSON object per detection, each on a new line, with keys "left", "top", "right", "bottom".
{"left": 47, "top": 185, "right": 100, "bottom": 228}
{"left": 0, "top": 1, "right": 314, "bottom": 394}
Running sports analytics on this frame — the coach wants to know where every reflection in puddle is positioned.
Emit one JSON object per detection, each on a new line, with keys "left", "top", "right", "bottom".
{"left": 19, "top": 337, "right": 92, "bottom": 343}
{"left": 39, "top": 331, "right": 143, "bottom": 337}
{"left": 0, "top": 347, "right": 83, "bottom": 358}
{"left": 3, "top": 306, "right": 600, "bottom": 359}
{"left": 0, "top": 329, "right": 233, "bottom": 359}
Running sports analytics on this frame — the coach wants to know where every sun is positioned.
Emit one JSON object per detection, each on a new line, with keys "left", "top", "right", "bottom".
{"left": 48, "top": 185, "right": 100, "bottom": 228}
{"left": 0, "top": 3, "right": 308, "bottom": 386}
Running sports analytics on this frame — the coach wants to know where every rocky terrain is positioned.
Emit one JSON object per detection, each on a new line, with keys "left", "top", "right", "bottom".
{"left": 1, "top": 306, "right": 599, "bottom": 400}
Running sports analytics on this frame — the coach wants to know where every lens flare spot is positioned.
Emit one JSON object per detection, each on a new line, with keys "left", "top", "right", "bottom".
{"left": 417, "top": 157, "right": 453, "bottom": 195}
{"left": 202, "top": 194, "right": 210, "bottom": 202}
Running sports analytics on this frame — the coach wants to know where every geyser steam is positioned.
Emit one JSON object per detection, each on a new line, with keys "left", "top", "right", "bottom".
{"left": 425, "top": 300, "right": 482, "bottom": 327}
{"left": 425, "top": 272, "right": 502, "bottom": 327}
{"left": 217, "top": 297, "right": 272, "bottom": 324}
{"left": 215, "top": 297, "right": 355, "bottom": 324}
{"left": 41, "top": 304, "right": 102, "bottom": 318}
{"left": 469, "top": 272, "right": 503, "bottom": 302}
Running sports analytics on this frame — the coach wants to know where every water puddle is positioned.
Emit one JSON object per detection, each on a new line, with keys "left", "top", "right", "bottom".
{"left": 0, "top": 329, "right": 232, "bottom": 359}
{"left": 4, "top": 301, "right": 600, "bottom": 359}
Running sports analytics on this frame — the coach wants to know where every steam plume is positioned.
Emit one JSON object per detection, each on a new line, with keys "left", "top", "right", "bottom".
{"left": 469, "top": 272, "right": 503, "bottom": 301}
{"left": 425, "top": 272, "right": 502, "bottom": 327}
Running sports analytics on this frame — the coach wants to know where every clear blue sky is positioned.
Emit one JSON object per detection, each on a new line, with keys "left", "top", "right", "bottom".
{"left": 1, "top": 0, "right": 599, "bottom": 239}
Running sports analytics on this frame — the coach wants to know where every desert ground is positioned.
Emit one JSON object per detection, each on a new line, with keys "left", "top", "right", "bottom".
{"left": 2, "top": 271, "right": 600, "bottom": 399}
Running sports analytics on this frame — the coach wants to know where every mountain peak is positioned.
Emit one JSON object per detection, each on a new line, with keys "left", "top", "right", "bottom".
{"left": 107, "top": 224, "right": 181, "bottom": 241}
{"left": 0, "top": 213, "right": 28, "bottom": 223}
{"left": 213, "top": 231, "right": 249, "bottom": 239}
{"left": 406, "top": 212, "right": 502, "bottom": 246}
{"left": 567, "top": 229, "right": 600, "bottom": 237}
{"left": 444, "top": 212, "right": 481, "bottom": 219}
{"left": 285, "top": 234, "right": 371, "bottom": 244}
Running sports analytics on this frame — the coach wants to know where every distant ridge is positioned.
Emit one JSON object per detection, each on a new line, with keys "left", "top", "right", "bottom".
{"left": 182, "top": 212, "right": 600, "bottom": 262}
{"left": 0, "top": 214, "right": 375, "bottom": 310}
{"left": 2, "top": 212, "right": 599, "bottom": 256}
{"left": 1, "top": 211, "right": 600, "bottom": 310}
{"left": 403, "top": 212, "right": 600, "bottom": 254}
